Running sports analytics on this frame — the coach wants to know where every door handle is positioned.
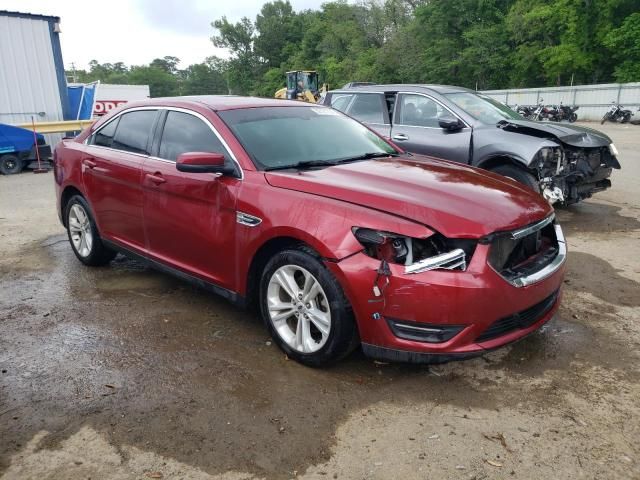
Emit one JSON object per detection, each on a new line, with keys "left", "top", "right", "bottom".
{"left": 146, "top": 173, "right": 166, "bottom": 185}
{"left": 82, "top": 158, "right": 96, "bottom": 169}
{"left": 392, "top": 133, "right": 409, "bottom": 141}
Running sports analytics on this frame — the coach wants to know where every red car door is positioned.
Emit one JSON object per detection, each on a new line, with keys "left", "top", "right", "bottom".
{"left": 83, "top": 109, "right": 158, "bottom": 251}
{"left": 141, "top": 109, "right": 241, "bottom": 290}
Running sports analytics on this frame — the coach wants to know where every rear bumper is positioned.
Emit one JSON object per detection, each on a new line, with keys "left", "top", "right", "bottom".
{"left": 327, "top": 236, "right": 566, "bottom": 364}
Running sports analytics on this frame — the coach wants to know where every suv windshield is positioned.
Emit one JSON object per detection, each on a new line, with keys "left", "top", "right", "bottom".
{"left": 445, "top": 92, "right": 522, "bottom": 124}
{"left": 218, "top": 106, "right": 396, "bottom": 170}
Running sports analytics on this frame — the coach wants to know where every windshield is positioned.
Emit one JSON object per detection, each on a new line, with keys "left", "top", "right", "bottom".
{"left": 445, "top": 92, "right": 522, "bottom": 124}
{"left": 218, "top": 106, "right": 396, "bottom": 171}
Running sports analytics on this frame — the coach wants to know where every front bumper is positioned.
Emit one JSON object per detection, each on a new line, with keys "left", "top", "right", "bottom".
{"left": 326, "top": 230, "right": 566, "bottom": 363}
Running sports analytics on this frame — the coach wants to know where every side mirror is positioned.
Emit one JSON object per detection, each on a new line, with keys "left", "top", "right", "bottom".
{"left": 176, "top": 152, "right": 235, "bottom": 175}
{"left": 438, "top": 116, "right": 463, "bottom": 132}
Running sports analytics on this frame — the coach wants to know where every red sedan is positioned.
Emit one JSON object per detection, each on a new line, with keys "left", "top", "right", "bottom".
{"left": 53, "top": 96, "right": 566, "bottom": 366}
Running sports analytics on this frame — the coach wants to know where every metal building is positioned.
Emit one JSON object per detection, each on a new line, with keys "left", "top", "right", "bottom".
{"left": 0, "top": 11, "right": 69, "bottom": 127}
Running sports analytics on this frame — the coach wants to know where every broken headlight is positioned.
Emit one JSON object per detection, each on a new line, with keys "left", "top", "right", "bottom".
{"left": 352, "top": 227, "right": 476, "bottom": 274}
{"left": 536, "top": 146, "right": 565, "bottom": 173}
{"left": 609, "top": 143, "right": 619, "bottom": 157}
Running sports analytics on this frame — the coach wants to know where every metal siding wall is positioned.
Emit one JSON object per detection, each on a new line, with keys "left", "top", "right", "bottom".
{"left": 483, "top": 83, "right": 640, "bottom": 121}
{"left": 0, "top": 15, "right": 64, "bottom": 143}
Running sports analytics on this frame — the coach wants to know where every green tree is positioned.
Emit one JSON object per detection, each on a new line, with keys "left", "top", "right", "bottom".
{"left": 128, "top": 65, "right": 178, "bottom": 97}
{"left": 212, "top": 16, "right": 257, "bottom": 94}
{"left": 605, "top": 12, "right": 640, "bottom": 82}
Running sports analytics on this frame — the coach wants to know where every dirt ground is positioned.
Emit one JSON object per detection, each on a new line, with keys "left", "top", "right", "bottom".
{"left": 1, "top": 122, "right": 639, "bottom": 480}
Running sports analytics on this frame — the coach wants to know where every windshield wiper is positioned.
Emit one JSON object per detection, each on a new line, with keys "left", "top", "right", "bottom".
{"left": 335, "top": 151, "right": 400, "bottom": 162}
{"left": 264, "top": 152, "right": 399, "bottom": 171}
{"left": 264, "top": 160, "right": 339, "bottom": 171}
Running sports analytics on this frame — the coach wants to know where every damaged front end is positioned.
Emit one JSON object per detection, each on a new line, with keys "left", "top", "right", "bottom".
{"left": 496, "top": 120, "right": 621, "bottom": 205}
{"left": 534, "top": 143, "right": 620, "bottom": 205}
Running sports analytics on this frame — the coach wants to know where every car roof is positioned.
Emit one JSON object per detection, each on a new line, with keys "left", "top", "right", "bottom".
{"left": 121, "top": 95, "right": 308, "bottom": 111}
{"left": 332, "top": 84, "right": 475, "bottom": 94}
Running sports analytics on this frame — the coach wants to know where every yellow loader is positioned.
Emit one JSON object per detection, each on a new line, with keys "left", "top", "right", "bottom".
{"left": 275, "top": 70, "right": 327, "bottom": 103}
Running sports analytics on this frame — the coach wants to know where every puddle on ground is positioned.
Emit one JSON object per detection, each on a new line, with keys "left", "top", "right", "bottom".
{"left": 1, "top": 237, "right": 638, "bottom": 478}
{"left": 556, "top": 200, "right": 640, "bottom": 235}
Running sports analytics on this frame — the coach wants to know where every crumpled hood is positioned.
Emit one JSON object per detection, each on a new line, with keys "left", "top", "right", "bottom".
{"left": 496, "top": 119, "right": 612, "bottom": 148}
{"left": 265, "top": 156, "right": 552, "bottom": 238}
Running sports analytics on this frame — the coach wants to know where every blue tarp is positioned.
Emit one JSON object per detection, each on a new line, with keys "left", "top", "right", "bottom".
{"left": 67, "top": 83, "right": 97, "bottom": 120}
{"left": 0, "top": 123, "right": 45, "bottom": 154}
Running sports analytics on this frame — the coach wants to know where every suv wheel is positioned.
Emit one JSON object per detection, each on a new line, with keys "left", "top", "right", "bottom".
{"left": 490, "top": 164, "right": 540, "bottom": 193}
{"left": 0, "top": 155, "right": 23, "bottom": 175}
{"left": 259, "top": 247, "right": 358, "bottom": 367}
{"left": 65, "top": 195, "right": 116, "bottom": 266}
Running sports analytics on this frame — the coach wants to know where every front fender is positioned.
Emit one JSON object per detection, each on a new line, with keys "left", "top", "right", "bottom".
{"left": 234, "top": 175, "right": 433, "bottom": 293}
{"left": 474, "top": 128, "right": 559, "bottom": 168}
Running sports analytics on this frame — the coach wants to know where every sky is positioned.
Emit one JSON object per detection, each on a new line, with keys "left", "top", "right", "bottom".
{"left": 1, "top": 0, "right": 320, "bottom": 71}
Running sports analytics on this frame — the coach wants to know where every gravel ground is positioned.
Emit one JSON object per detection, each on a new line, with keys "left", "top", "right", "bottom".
{"left": 0, "top": 122, "right": 639, "bottom": 480}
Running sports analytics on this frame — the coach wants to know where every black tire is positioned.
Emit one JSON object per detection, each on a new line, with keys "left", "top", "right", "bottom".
{"left": 65, "top": 195, "right": 116, "bottom": 266}
{"left": 622, "top": 112, "right": 631, "bottom": 124}
{"left": 569, "top": 113, "right": 577, "bottom": 123}
{"left": 259, "top": 246, "right": 358, "bottom": 367}
{"left": 0, "top": 155, "right": 23, "bottom": 175}
{"left": 601, "top": 113, "right": 610, "bottom": 125}
{"left": 490, "top": 164, "right": 540, "bottom": 193}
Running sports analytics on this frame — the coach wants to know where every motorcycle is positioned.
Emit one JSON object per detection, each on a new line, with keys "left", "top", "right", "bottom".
{"left": 557, "top": 103, "right": 579, "bottom": 122}
{"left": 547, "top": 104, "right": 562, "bottom": 122}
{"left": 532, "top": 99, "right": 552, "bottom": 121}
{"left": 515, "top": 104, "right": 536, "bottom": 119}
{"left": 601, "top": 101, "right": 632, "bottom": 124}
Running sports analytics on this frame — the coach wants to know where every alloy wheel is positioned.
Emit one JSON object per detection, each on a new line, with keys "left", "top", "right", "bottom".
{"left": 266, "top": 265, "right": 331, "bottom": 353}
{"left": 68, "top": 204, "right": 93, "bottom": 258}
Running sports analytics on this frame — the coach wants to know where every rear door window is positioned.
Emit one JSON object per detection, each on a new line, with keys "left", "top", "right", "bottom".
{"left": 111, "top": 110, "right": 157, "bottom": 155}
{"left": 330, "top": 94, "right": 354, "bottom": 113}
{"left": 92, "top": 117, "right": 119, "bottom": 148}
{"left": 346, "top": 93, "right": 387, "bottom": 124}
{"left": 158, "top": 111, "right": 229, "bottom": 162}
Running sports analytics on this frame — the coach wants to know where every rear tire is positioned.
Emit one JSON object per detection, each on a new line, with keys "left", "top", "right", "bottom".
{"left": 259, "top": 246, "right": 358, "bottom": 367}
{"left": 0, "top": 155, "right": 23, "bottom": 175}
{"left": 569, "top": 113, "right": 577, "bottom": 123}
{"left": 65, "top": 195, "right": 116, "bottom": 266}
{"left": 490, "top": 164, "right": 540, "bottom": 193}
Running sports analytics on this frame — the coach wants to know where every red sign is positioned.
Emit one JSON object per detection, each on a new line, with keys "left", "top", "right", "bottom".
{"left": 94, "top": 100, "right": 127, "bottom": 115}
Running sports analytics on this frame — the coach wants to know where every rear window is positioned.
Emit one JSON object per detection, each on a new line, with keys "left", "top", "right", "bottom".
{"left": 92, "top": 117, "right": 119, "bottom": 148}
{"left": 111, "top": 110, "right": 157, "bottom": 155}
{"left": 347, "top": 94, "right": 386, "bottom": 124}
{"left": 330, "top": 94, "right": 354, "bottom": 112}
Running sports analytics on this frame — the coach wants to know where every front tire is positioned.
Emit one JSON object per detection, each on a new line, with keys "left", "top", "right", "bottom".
{"left": 0, "top": 155, "right": 23, "bottom": 175}
{"left": 490, "top": 164, "right": 540, "bottom": 193}
{"left": 259, "top": 247, "right": 358, "bottom": 367}
{"left": 601, "top": 113, "right": 610, "bottom": 125}
{"left": 65, "top": 195, "right": 116, "bottom": 266}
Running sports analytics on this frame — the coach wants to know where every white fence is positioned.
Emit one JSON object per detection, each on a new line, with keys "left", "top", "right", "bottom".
{"left": 482, "top": 82, "right": 640, "bottom": 121}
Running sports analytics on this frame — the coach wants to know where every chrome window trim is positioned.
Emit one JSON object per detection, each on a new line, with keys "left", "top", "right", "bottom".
{"left": 393, "top": 92, "right": 470, "bottom": 130}
{"left": 85, "top": 105, "right": 244, "bottom": 179}
{"left": 86, "top": 144, "right": 149, "bottom": 161}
